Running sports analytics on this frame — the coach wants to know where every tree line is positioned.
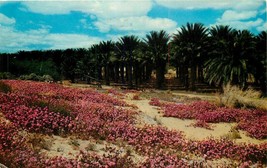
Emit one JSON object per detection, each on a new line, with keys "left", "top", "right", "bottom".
{"left": 0, "top": 23, "right": 266, "bottom": 94}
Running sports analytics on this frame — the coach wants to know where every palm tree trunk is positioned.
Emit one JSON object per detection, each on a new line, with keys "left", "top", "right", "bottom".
{"left": 146, "top": 63, "right": 152, "bottom": 81}
{"left": 179, "top": 65, "right": 184, "bottom": 83}
{"left": 127, "top": 63, "right": 133, "bottom": 87}
{"left": 97, "top": 66, "right": 102, "bottom": 81}
{"left": 105, "top": 64, "right": 110, "bottom": 85}
{"left": 120, "top": 62, "right": 125, "bottom": 84}
{"left": 114, "top": 62, "right": 119, "bottom": 83}
{"left": 110, "top": 64, "right": 114, "bottom": 82}
{"left": 184, "top": 66, "right": 189, "bottom": 90}
{"left": 156, "top": 60, "right": 166, "bottom": 89}
{"left": 176, "top": 66, "right": 179, "bottom": 79}
{"left": 134, "top": 61, "right": 139, "bottom": 86}
{"left": 190, "top": 65, "right": 196, "bottom": 91}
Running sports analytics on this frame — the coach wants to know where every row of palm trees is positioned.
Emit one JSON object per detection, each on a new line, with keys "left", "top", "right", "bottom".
{"left": 1, "top": 23, "right": 266, "bottom": 93}
{"left": 85, "top": 30, "right": 170, "bottom": 89}
{"left": 86, "top": 23, "right": 266, "bottom": 93}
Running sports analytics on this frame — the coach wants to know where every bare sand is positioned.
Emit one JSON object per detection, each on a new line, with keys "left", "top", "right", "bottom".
{"left": 40, "top": 135, "right": 143, "bottom": 163}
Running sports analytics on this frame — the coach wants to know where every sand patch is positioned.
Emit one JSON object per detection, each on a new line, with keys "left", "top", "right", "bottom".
{"left": 39, "top": 135, "right": 144, "bottom": 163}
{"left": 126, "top": 96, "right": 267, "bottom": 144}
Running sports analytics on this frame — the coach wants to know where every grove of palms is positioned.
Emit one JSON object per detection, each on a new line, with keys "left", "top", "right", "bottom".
{"left": 0, "top": 23, "right": 266, "bottom": 94}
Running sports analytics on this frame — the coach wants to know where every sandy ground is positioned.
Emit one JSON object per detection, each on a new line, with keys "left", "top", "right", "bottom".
{"left": 125, "top": 94, "right": 267, "bottom": 145}
{"left": 39, "top": 135, "right": 143, "bottom": 163}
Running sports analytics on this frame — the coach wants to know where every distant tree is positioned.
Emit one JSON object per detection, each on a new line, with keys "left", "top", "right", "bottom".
{"left": 61, "top": 48, "right": 78, "bottom": 82}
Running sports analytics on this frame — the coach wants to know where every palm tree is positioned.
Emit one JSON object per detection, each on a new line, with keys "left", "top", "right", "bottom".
{"left": 75, "top": 48, "right": 96, "bottom": 83}
{"left": 61, "top": 48, "right": 78, "bottom": 83}
{"left": 99, "top": 40, "right": 114, "bottom": 85}
{"left": 90, "top": 44, "right": 103, "bottom": 81}
{"left": 116, "top": 35, "right": 140, "bottom": 87}
{"left": 171, "top": 33, "right": 189, "bottom": 87}
{"left": 254, "top": 31, "right": 267, "bottom": 94}
{"left": 173, "top": 23, "right": 209, "bottom": 90}
{"left": 205, "top": 26, "right": 255, "bottom": 88}
{"left": 145, "top": 30, "right": 169, "bottom": 89}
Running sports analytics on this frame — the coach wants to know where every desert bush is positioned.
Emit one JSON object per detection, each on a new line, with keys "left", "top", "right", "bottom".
{"left": 219, "top": 84, "right": 266, "bottom": 110}
{"left": 0, "top": 81, "right": 12, "bottom": 93}
{"left": 132, "top": 93, "right": 140, "bottom": 100}
{"left": 222, "top": 127, "right": 241, "bottom": 140}
{"left": 42, "top": 75, "right": 54, "bottom": 82}
{"left": 62, "top": 80, "right": 72, "bottom": 86}
{"left": 26, "top": 133, "right": 52, "bottom": 152}
{"left": 18, "top": 73, "right": 54, "bottom": 82}
{"left": 0, "top": 72, "right": 14, "bottom": 79}
{"left": 19, "top": 73, "right": 41, "bottom": 81}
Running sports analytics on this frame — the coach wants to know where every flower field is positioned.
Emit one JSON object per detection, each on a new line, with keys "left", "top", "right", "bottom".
{"left": 0, "top": 80, "right": 266, "bottom": 167}
{"left": 149, "top": 99, "right": 267, "bottom": 139}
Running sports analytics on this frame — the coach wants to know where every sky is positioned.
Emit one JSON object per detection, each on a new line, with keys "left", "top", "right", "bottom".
{"left": 0, "top": 0, "right": 266, "bottom": 53}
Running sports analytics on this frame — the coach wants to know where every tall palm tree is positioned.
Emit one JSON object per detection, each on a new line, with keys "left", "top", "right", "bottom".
{"left": 90, "top": 44, "right": 103, "bottom": 81}
{"left": 116, "top": 35, "right": 140, "bottom": 87}
{"left": 145, "top": 30, "right": 169, "bottom": 89}
{"left": 173, "top": 23, "right": 209, "bottom": 90}
{"left": 254, "top": 31, "right": 267, "bottom": 94}
{"left": 99, "top": 40, "right": 114, "bottom": 85}
{"left": 61, "top": 48, "right": 78, "bottom": 83}
{"left": 171, "top": 33, "right": 189, "bottom": 87}
{"left": 205, "top": 26, "right": 255, "bottom": 88}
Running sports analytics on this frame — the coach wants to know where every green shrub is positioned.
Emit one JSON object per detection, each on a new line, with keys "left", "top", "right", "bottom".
{"left": 19, "top": 74, "right": 37, "bottom": 81}
{"left": 0, "top": 72, "right": 14, "bottom": 79}
{"left": 0, "top": 81, "right": 12, "bottom": 93}
{"left": 19, "top": 73, "right": 54, "bottom": 82}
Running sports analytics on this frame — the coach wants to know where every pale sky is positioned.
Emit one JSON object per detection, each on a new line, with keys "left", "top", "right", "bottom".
{"left": 0, "top": 0, "right": 266, "bottom": 53}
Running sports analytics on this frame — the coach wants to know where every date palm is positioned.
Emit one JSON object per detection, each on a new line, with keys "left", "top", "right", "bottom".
{"left": 90, "top": 44, "right": 103, "bottom": 81}
{"left": 144, "top": 30, "right": 169, "bottom": 89}
{"left": 116, "top": 35, "right": 140, "bottom": 87}
{"left": 173, "top": 23, "right": 209, "bottom": 90}
{"left": 99, "top": 40, "right": 114, "bottom": 85}
{"left": 254, "top": 31, "right": 267, "bottom": 94}
{"left": 205, "top": 26, "right": 255, "bottom": 88}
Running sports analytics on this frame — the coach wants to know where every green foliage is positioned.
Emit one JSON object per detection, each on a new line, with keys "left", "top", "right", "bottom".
{"left": 19, "top": 73, "right": 54, "bottom": 82}
{"left": 0, "top": 81, "right": 12, "bottom": 93}
{"left": 172, "top": 23, "right": 209, "bottom": 90}
{"left": 13, "top": 59, "right": 60, "bottom": 80}
{"left": 145, "top": 30, "right": 169, "bottom": 89}
{"left": 0, "top": 72, "right": 14, "bottom": 79}
{"left": 204, "top": 27, "right": 255, "bottom": 88}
